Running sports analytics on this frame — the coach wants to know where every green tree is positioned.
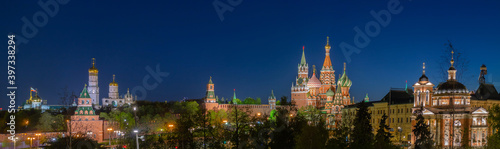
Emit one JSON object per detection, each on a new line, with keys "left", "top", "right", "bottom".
{"left": 269, "top": 107, "right": 304, "bottom": 149}
{"left": 256, "top": 97, "right": 262, "bottom": 104}
{"left": 243, "top": 97, "right": 256, "bottom": 104}
{"left": 413, "top": 107, "right": 434, "bottom": 149}
{"left": 233, "top": 98, "right": 242, "bottom": 104}
{"left": 295, "top": 119, "right": 328, "bottom": 149}
{"left": 326, "top": 126, "right": 349, "bottom": 149}
{"left": 350, "top": 101, "right": 374, "bottom": 149}
{"left": 374, "top": 113, "right": 394, "bottom": 149}
{"left": 228, "top": 105, "right": 251, "bottom": 148}
{"left": 36, "top": 112, "right": 55, "bottom": 132}
{"left": 487, "top": 104, "right": 500, "bottom": 149}
{"left": 47, "top": 135, "right": 104, "bottom": 149}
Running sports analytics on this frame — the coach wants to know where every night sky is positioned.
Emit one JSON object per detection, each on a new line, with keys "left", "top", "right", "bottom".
{"left": 1, "top": 0, "right": 500, "bottom": 109}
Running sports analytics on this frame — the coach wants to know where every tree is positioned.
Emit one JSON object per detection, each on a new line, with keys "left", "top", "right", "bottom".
{"left": 295, "top": 119, "right": 328, "bottom": 149}
{"left": 256, "top": 97, "right": 262, "bottom": 104}
{"left": 437, "top": 41, "right": 472, "bottom": 83}
{"left": 280, "top": 96, "right": 288, "bottom": 105}
{"left": 374, "top": 113, "right": 394, "bottom": 149}
{"left": 350, "top": 101, "right": 374, "bottom": 149}
{"left": 269, "top": 107, "right": 304, "bottom": 149}
{"left": 487, "top": 104, "right": 500, "bottom": 149}
{"left": 243, "top": 97, "right": 256, "bottom": 104}
{"left": 326, "top": 126, "right": 349, "bottom": 149}
{"left": 413, "top": 108, "right": 434, "bottom": 149}
{"left": 228, "top": 105, "right": 251, "bottom": 148}
{"left": 232, "top": 98, "right": 242, "bottom": 104}
{"left": 47, "top": 135, "right": 104, "bottom": 149}
{"left": 36, "top": 112, "right": 55, "bottom": 132}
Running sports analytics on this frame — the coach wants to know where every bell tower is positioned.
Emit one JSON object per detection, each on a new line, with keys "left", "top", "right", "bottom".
{"left": 88, "top": 58, "right": 100, "bottom": 107}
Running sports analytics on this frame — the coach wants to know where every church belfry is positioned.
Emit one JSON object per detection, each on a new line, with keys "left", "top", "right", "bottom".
{"left": 88, "top": 58, "right": 100, "bottom": 107}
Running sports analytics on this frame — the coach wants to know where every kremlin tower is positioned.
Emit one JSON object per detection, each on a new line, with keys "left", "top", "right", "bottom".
{"left": 291, "top": 46, "right": 309, "bottom": 107}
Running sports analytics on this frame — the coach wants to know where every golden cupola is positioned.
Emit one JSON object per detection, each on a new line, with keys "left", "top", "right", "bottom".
{"left": 109, "top": 74, "right": 118, "bottom": 86}
{"left": 88, "top": 58, "right": 98, "bottom": 73}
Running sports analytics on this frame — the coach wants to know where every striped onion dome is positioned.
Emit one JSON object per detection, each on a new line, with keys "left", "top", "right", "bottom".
{"left": 307, "top": 74, "right": 321, "bottom": 88}
{"left": 337, "top": 71, "right": 352, "bottom": 87}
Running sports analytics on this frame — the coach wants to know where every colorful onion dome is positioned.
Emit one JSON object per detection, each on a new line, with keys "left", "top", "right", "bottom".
{"left": 326, "top": 88, "right": 335, "bottom": 97}
{"left": 307, "top": 75, "right": 321, "bottom": 88}
{"left": 337, "top": 63, "right": 352, "bottom": 87}
{"left": 307, "top": 65, "right": 321, "bottom": 88}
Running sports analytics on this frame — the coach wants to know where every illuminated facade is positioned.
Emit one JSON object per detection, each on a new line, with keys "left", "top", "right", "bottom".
{"left": 342, "top": 88, "right": 414, "bottom": 146}
{"left": 290, "top": 37, "right": 353, "bottom": 127}
{"left": 410, "top": 53, "right": 492, "bottom": 147}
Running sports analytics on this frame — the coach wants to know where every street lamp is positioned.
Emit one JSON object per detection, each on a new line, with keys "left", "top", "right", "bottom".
{"left": 35, "top": 133, "right": 41, "bottom": 147}
{"left": 134, "top": 130, "right": 139, "bottom": 149}
{"left": 107, "top": 128, "right": 113, "bottom": 146}
{"left": 12, "top": 137, "right": 18, "bottom": 149}
{"left": 28, "top": 137, "right": 35, "bottom": 148}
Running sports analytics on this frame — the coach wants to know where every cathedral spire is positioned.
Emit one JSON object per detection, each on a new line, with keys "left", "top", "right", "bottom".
{"left": 301, "top": 46, "right": 306, "bottom": 65}
{"left": 312, "top": 65, "right": 317, "bottom": 76}
{"left": 343, "top": 62, "right": 346, "bottom": 72}
{"left": 322, "top": 36, "right": 332, "bottom": 69}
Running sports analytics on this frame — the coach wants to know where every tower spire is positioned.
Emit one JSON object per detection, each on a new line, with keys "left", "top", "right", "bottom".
{"left": 405, "top": 80, "right": 408, "bottom": 92}
{"left": 343, "top": 62, "right": 346, "bottom": 72}
{"left": 325, "top": 36, "right": 330, "bottom": 49}
{"left": 322, "top": 36, "right": 332, "bottom": 69}
{"left": 113, "top": 74, "right": 115, "bottom": 82}
{"left": 233, "top": 89, "right": 236, "bottom": 100}
{"left": 209, "top": 76, "right": 213, "bottom": 84}
{"left": 301, "top": 46, "right": 306, "bottom": 65}
{"left": 312, "top": 65, "right": 317, "bottom": 75}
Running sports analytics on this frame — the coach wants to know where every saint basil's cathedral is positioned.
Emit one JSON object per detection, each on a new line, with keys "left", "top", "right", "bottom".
{"left": 291, "top": 37, "right": 354, "bottom": 127}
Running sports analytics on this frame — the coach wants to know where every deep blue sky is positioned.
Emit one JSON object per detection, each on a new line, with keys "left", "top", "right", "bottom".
{"left": 1, "top": 0, "right": 500, "bottom": 109}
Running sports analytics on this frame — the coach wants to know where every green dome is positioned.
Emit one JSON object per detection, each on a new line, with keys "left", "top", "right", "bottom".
{"left": 337, "top": 72, "right": 352, "bottom": 87}
{"left": 326, "top": 88, "right": 335, "bottom": 97}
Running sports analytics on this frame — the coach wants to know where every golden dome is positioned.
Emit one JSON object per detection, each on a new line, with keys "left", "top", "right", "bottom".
{"left": 89, "top": 58, "right": 98, "bottom": 73}
{"left": 325, "top": 36, "right": 331, "bottom": 50}
{"left": 109, "top": 74, "right": 118, "bottom": 86}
